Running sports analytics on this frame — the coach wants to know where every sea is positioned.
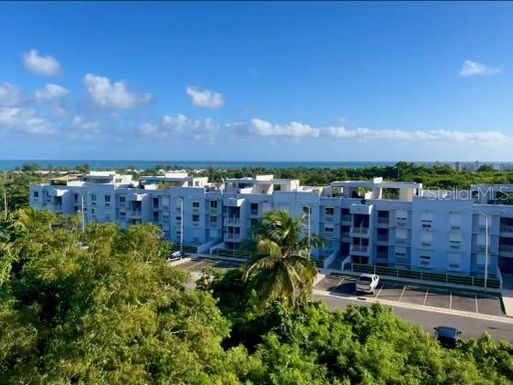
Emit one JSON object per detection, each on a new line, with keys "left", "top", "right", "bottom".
{"left": 0, "top": 160, "right": 402, "bottom": 171}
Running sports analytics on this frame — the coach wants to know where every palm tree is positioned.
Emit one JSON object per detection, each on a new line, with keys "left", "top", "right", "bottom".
{"left": 243, "top": 209, "right": 324, "bottom": 309}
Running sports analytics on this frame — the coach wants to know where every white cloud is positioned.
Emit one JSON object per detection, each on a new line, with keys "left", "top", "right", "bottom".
{"left": 34, "top": 83, "right": 69, "bottom": 101}
{"left": 244, "top": 118, "right": 320, "bottom": 137}
{"left": 84, "top": 73, "right": 153, "bottom": 109}
{"left": 235, "top": 118, "right": 513, "bottom": 144}
{"left": 139, "top": 114, "right": 219, "bottom": 140}
{"left": 0, "top": 107, "right": 54, "bottom": 134}
{"left": 0, "top": 83, "right": 22, "bottom": 106}
{"left": 460, "top": 60, "right": 500, "bottom": 77}
{"left": 186, "top": 85, "right": 225, "bottom": 109}
{"left": 72, "top": 116, "right": 100, "bottom": 133}
{"left": 22, "top": 49, "right": 61, "bottom": 76}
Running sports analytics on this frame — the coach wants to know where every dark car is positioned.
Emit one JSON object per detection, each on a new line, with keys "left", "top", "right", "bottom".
{"left": 434, "top": 326, "right": 461, "bottom": 348}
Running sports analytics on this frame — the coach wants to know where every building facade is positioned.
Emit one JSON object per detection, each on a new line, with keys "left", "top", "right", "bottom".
{"left": 30, "top": 172, "right": 513, "bottom": 278}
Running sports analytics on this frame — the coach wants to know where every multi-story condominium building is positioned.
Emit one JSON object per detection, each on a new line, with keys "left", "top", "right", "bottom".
{"left": 30, "top": 171, "right": 513, "bottom": 283}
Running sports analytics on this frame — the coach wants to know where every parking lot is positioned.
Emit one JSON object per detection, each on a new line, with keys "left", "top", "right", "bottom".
{"left": 176, "top": 258, "right": 244, "bottom": 273}
{"left": 315, "top": 275, "right": 505, "bottom": 316}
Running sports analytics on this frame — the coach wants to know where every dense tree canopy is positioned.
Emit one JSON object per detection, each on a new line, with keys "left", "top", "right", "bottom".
{"left": 0, "top": 209, "right": 512, "bottom": 384}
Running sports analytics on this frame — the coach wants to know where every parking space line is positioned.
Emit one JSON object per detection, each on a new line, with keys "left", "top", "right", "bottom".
{"left": 449, "top": 292, "right": 453, "bottom": 309}
{"left": 475, "top": 295, "right": 479, "bottom": 313}
{"left": 423, "top": 288, "right": 429, "bottom": 306}
{"left": 399, "top": 286, "right": 407, "bottom": 301}
{"left": 374, "top": 284, "right": 384, "bottom": 299}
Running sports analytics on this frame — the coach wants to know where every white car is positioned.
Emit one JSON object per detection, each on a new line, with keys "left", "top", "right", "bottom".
{"left": 356, "top": 273, "right": 380, "bottom": 294}
{"left": 167, "top": 251, "right": 184, "bottom": 261}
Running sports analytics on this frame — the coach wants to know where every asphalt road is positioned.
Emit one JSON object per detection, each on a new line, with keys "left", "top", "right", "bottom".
{"left": 315, "top": 294, "right": 513, "bottom": 343}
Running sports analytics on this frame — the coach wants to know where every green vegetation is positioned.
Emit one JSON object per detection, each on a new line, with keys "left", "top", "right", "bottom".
{"left": 0, "top": 208, "right": 511, "bottom": 384}
{"left": 244, "top": 210, "right": 324, "bottom": 309}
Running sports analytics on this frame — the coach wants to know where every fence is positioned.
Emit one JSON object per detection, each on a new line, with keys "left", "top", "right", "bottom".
{"left": 212, "top": 248, "right": 266, "bottom": 260}
{"left": 171, "top": 244, "right": 198, "bottom": 254}
{"left": 350, "top": 263, "right": 501, "bottom": 289}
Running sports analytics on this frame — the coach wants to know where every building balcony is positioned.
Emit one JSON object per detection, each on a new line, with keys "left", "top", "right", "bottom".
{"left": 376, "top": 234, "right": 389, "bottom": 244}
{"left": 250, "top": 210, "right": 259, "bottom": 217}
{"left": 499, "top": 225, "right": 513, "bottom": 237}
{"left": 377, "top": 217, "right": 390, "bottom": 227}
{"left": 224, "top": 233, "right": 241, "bottom": 241}
{"left": 341, "top": 234, "right": 351, "bottom": 243}
{"left": 129, "top": 210, "right": 142, "bottom": 218}
{"left": 207, "top": 221, "right": 221, "bottom": 229}
{"left": 350, "top": 244, "right": 369, "bottom": 255}
{"left": 376, "top": 251, "right": 388, "bottom": 259}
{"left": 499, "top": 245, "right": 513, "bottom": 257}
{"left": 225, "top": 217, "right": 241, "bottom": 225}
{"left": 341, "top": 214, "right": 352, "bottom": 224}
{"left": 350, "top": 227, "right": 370, "bottom": 238}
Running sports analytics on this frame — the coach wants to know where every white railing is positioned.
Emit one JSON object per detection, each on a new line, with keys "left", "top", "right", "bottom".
{"left": 226, "top": 217, "right": 240, "bottom": 225}
{"left": 351, "top": 227, "right": 369, "bottom": 235}
{"left": 350, "top": 244, "right": 369, "bottom": 254}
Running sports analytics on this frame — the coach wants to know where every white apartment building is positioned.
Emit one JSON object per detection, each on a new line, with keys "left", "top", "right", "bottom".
{"left": 30, "top": 172, "right": 513, "bottom": 282}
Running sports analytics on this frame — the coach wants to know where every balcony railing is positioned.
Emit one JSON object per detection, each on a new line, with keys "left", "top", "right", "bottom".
{"left": 341, "top": 214, "right": 351, "bottom": 222}
{"left": 224, "top": 233, "right": 241, "bottom": 241}
{"left": 377, "top": 217, "right": 389, "bottom": 225}
{"left": 350, "top": 244, "right": 369, "bottom": 254}
{"left": 377, "top": 234, "right": 389, "bottom": 242}
{"left": 226, "top": 217, "right": 240, "bottom": 225}
{"left": 350, "top": 227, "right": 369, "bottom": 237}
{"left": 500, "top": 225, "right": 513, "bottom": 234}
{"left": 129, "top": 210, "right": 142, "bottom": 217}
{"left": 499, "top": 245, "right": 513, "bottom": 255}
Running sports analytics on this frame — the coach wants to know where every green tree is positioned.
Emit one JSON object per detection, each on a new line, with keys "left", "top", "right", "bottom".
{"left": 244, "top": 210, "right": 324, "bottom": 309}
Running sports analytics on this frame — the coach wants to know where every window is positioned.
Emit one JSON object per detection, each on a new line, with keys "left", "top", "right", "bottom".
{"left": 325, "top": 207, "right": 334, "bottom": 216}
{"left": 33, "top": 191, "right": 39, "bottom": 198}
{"left": 395, "top": 209, "right": 408, "bottom": 221}
{"left": 119, "top": 195, "right": 126, "bottom": 204}
{"left": 210, "top": 200, "right": 217, "bottom": 208}
{"left": 250, "top": 203, "right": 259, "bottom": 213}
{"left": 421, "top": 231, "right": 433, "bottom": 243}
{"left": 420, "top": 255, "right": 431, "bottom": 266}
{"left": 210, "top": 216, "right": 217, "bottom": 224}
{"left": 105, "top": 195, "right": 111, "bottom": 203}
{"left": 324, "top": 226, "right": 334, "bottom": 233}
{"left": 192, "top": 214, "right": 200, "bottom": 222}
{"left": 91, "top": 194, "right": 97, "bottom": 202}
{"left": 193, "top": 201, "right": 200, "bottom": 208}
{"left": 448, "top": 253, "right": 461, "bottom": 269}
{"left": 90, "top": 208, "right": 96, "bottom": 215}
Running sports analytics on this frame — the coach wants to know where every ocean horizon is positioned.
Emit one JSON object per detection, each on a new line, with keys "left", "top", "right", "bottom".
{"left": 0, "top": 159, "right": 504, "bottom": 171}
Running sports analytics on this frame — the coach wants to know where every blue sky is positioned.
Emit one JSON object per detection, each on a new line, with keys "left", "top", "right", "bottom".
{"left": 1, "top": 1, "right": 513, "bottom": 161}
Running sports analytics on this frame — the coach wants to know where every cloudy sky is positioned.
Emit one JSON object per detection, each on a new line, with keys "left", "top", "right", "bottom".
{"left": 1, "top": 2, "right": 513, "bottom": 161}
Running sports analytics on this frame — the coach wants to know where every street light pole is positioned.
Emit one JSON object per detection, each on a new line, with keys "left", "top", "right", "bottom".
{"left": 180, "top": 197, "right": 184, "bottom": 254}
{"left": 475, "top": 210, "right": 489, "bottom": 291}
